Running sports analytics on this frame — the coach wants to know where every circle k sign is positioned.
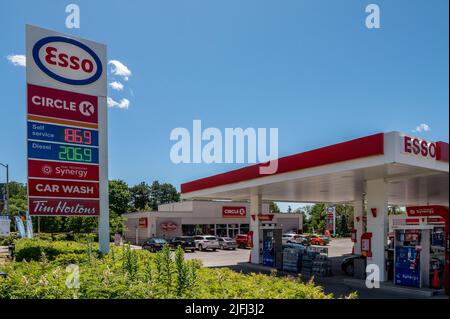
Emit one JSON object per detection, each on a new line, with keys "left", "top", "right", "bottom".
{"left": 33, "top": 36, "right": 103, "bottom": 85}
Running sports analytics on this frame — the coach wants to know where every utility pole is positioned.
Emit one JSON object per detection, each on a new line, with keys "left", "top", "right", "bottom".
{"left": 0, "top": 163, "right": 9, "bottom": 215}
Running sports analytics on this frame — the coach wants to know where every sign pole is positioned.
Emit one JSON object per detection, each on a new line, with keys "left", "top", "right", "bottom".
{"left": 98, "top": 96, "right": 109, "bottom": 253}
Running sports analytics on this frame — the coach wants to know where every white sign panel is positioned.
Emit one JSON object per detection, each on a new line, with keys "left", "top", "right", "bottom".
{"left": 26, "top": 25, "right": 107, "bottom": 97}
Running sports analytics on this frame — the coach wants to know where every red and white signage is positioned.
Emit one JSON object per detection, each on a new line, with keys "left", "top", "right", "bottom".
{"left": 251, "top": 214, "right": 275, "bottom": 221}
{"left": 26, "top": 25, "right": 107, "bottom": 220}
{"left": 406, "top": 205, "right": 448, "bottom": 217}
{"left": 222, "top": 206, "right": 247, "bottom": 218}
{"left": 28, "top": 179, "right": 99, "bottom": 198}
{"left": 28, "top": 197, "right": 99, "bottom": 216}
{"left": 28, "top": 159, "right": 99, "bottom": 181}
{"left": 402, "top": 136, "right": 449, "bottom": 162}
{"left": 27, "top": 84, "right": 98, "bottom": 124}
{"left": 161, "top": 222, "right": 177, "bottom": 231}
{"left": 139, "top": 218, "right": 148, "bottom": 229}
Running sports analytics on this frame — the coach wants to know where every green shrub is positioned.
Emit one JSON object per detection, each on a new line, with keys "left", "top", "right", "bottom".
{"left": 0, "top": 240, "right": 346, "bottom": 299}
{"left": 14, "top": 239, "right": 97, "bottom": 262}
{"left": 0, "top": 233, "right": 17, "bottom": 246}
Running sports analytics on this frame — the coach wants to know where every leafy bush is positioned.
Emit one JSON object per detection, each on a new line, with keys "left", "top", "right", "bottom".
{"left": 14, "top": 239, "right": 97, "bottom": 262}
{"left": 0, "top": 240, "right": 344, "bottom": 299}
{"left": 0, "top": 233, "right": 17, "bottom": 246}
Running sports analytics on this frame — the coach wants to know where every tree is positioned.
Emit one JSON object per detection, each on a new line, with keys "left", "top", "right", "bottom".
{"left": 1, "top": 182, "right": 27, "bottom": 215}
{"left": 269, "top": 202, "right": 280, "bottom": 213}
{"left": 130, "top": 182, "right": 151, "bottom": 211}
{"left": 149, "top": 181, "right": 180, "bottom": 210}
{"left": 335, "top": 204, "right": 354, "bottom": 237}
{"left": 109, "top": 179, "right": 132, "bottom": 214}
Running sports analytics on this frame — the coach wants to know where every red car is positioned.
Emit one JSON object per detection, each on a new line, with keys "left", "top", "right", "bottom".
{"left": 235, "top": 234, "right": 252, "bottom": 249}
{"left": 308, "top": 235, "right": 328, "bottom": 246}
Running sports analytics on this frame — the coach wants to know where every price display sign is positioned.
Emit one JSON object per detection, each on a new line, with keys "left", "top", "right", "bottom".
{"left": 26, "top": 25, "right": 107, "bottom": 224}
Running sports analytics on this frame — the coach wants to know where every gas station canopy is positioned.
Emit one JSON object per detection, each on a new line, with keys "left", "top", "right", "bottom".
{"left": 181, "top": 132, "right": 449, "bottom": 206}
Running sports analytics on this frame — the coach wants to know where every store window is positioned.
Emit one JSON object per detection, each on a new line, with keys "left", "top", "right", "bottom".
{"left": 239, "top": 224, "right": 249, "bottom": 235}
{"left": 216, "top": 224, "right": 227, "bottom": 237}
{"left": 228, "top": 224, "right": 239, "bottom": 238}
{"left": 182, "top": 224, "right": 215, "bottom": 236}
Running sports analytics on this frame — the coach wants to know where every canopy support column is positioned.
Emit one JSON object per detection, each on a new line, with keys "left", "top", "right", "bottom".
{"left": 366, "top": 179, "right": 389, "bottom": 282}
{"left": 250, "top": 193, "right": 262, "bottom": 264}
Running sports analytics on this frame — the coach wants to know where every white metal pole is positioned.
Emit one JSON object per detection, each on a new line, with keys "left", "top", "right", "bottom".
{"left": 98, "top": 96, "right": 109, "bottom": 254}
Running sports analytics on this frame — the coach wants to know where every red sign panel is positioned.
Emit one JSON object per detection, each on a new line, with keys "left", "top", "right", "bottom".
{"left": 161, "top": 222, "right": 177, "bottom": 231}
{"left": 28, "top": 159, "right": 99, "bottom": 181}
{"left": 29, "top": 197, "right": 99, "bottom": 216}
{"left": 28, "top": 179, "right": 99, "bottom": 198}
{"left": 257, "top": 214, "right": 274, "bottom": 221}
{"left": 222, "top": 206, "right": 247, "bottom": 218}
{"left": 139, "top": 218, "right": 148, "bottom": 228}
{"left": 406, "top": 206, "right": 448, "bottom": 217}
{"left": 27, "top": 84, "right": 98, "bottom": 123}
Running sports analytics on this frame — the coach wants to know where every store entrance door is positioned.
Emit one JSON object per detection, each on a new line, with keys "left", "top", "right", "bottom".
{"left": 228, "top": 224, "right": 239, "bottom": 238}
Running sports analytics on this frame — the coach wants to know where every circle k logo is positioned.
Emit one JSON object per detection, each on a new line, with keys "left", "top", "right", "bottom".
{"left": 79, "top": 101, "right": 95, "bottom": 116}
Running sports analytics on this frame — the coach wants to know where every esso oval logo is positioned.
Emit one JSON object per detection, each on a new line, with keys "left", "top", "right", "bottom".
{"left": 33, "top": 36, "right": 102, "bottom": 85}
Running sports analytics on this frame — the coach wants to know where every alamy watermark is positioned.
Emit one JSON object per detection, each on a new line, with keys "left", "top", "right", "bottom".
{"left": 65, "top": 4, "right": 80, "bottom": 29}
{"left": 65, "top": 264, "right": 80, "bottom": 289}
{"left": 170, "top": 120, "right": 279, "bottom": 174}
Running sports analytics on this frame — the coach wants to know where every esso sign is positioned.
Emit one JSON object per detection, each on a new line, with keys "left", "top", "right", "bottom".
{"left": 33, "top": 36, "right": 102, "bottom": 85}
{"left": 403, "top": 136, "right": 436, "bottom": 159}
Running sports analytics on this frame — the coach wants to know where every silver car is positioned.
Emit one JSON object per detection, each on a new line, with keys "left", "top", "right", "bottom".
{"left": 218, "top": 237, "right": 238, "bottom": 250}
{"left": 193, "top": 235, "right": 220, "bottom": 251}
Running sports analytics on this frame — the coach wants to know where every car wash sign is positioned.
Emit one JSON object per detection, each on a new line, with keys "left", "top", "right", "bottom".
{"left": 26, "top": 25, "right": 107, "bottom": 216}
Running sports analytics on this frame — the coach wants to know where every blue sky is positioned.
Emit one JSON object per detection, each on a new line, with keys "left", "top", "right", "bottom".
{"left": 0, "top": 1, "right": 448, "bottom": 211}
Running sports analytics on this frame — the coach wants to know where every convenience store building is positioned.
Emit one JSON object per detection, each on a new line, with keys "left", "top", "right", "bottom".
{"left": 123, "top": 200, "right": 302, "bottom": 244}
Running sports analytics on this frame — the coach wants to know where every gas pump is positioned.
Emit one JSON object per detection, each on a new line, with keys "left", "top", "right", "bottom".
{"left": 393, "top": 226, "right": 432, "bottom": 288}
{"left": 260, "top": 224, "right": 282, "bottom": 268}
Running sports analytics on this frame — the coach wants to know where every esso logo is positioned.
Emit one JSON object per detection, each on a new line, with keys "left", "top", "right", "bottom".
{"left": 403, "top": 136, "right": 436, "bottom": 159}
{"left": 33, "top": 36, "right": 102, "bottom": 85}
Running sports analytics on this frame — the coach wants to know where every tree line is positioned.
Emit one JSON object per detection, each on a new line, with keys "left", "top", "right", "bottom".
{"left": 0, "top": 180, "right": 180, "bottom": 235}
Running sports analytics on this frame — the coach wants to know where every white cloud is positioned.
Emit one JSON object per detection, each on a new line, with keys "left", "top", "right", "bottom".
{"left": 107, "top": 97, "right": 130, "bottom": 110}
{"left": 109, "top": 81, "right": 124, "bottom": 91}
{"left": 6, "top": 54, "right": 26, "bottom": 67}
{"left": 108, "top": 60, "right": 131, "bottom": 81}
{"left": 413, "top": 123, "right": 431, "bottom": 133}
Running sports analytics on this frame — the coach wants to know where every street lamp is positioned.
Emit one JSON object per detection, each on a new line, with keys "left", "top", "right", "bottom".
{"left": 0, "top": 163, "right": 9, "bottom": 215}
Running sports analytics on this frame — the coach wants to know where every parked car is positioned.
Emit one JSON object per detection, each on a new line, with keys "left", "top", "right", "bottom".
{"left": 235, "top": 234, "right": 252, "bottom": 249}
{"left": 296, "top": 235, "right": 311, "bottom": 245}
{"left": 308, "top": 235, "right": 328, "bottom": 246}
{"left": 341, "top": 255, "right": 365, "bottom": 276}
{"left": 282, "top": 233, "right": 299, "bottom": 245}
{"left": 218, "top": 237, "right": 238, "bottom": 250}
{"left": 169, "top": 236, "right": 196, "bottom": 252}
{"left": 142, "top": 238, "right": 168, "bottom": 252}
{"left": 319, "top": 235, "right": 330, "bottom": 244}
{"left": 193, "top": 235, "right": 220, "bottom": 251}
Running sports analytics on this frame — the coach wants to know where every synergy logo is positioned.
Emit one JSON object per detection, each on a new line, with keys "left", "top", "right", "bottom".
{"left": 33, "top": 36, "right": 102, "bottom": 85}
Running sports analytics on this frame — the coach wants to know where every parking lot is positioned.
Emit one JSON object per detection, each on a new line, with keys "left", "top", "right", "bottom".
{"left": 181, "top": 237, "right": 353, "bottom": 268}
